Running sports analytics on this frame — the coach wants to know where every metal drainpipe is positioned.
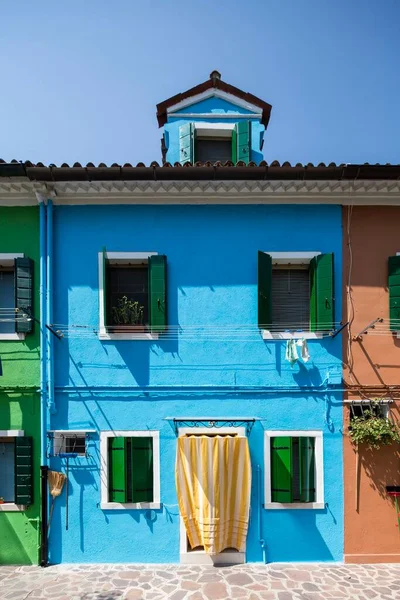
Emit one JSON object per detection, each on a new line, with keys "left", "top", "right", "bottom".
{"left": 37, "top": 197, "right": 48, "bottom": 464}
{"left": 37, "top": 195, "right": 49, "bottom": 567}
{"left": 257, "top": 464, "right": 267, "bottom": 563}
{"left": 46, "top": 199, "right": 56, "bottom": 415}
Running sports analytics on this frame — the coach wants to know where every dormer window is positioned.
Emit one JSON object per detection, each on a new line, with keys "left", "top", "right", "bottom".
{"left": 179, "top": 122, "right": 250, "bottom": 165}
{"left": 195, "top": 138, "right": 232, "bottom": 163}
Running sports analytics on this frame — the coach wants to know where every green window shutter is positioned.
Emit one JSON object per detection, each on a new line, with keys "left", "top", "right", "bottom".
{"left": 108, "top": 437, "right": 127, "bottom": 502}
{"left": 310, "top": 253, "right": 334, "bottom": 331}
{"left": 270, "top": 436, "right": 292, "bottom": 503}
{"left": 388, "top": 255, "right": 400, "bottom": 331}
{"left": 15, "top": 257, "right": 33, "bottom": 334}
{"left": 131, "top": 437, "right": 154, "bottom": 503}
{"left": 299, "top": 437, "right": 316, "bottom": 503}
{"left": 14, "top": 436, "right": 33, "bottom": 505}
{"left": 233, "top": 121, "right": 250, "bottom": 164}
{"left": 179, "top": 123, "right": 194, "bottom": 164}
{"left": 258, "top": 251, "right": 272, "bottom": 328}
{"left": 149, "top": 255, "right": 167, "bottom": 333}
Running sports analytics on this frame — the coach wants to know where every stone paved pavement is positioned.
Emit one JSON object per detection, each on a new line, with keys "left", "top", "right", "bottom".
{"left": 1, "top": 563, "right": 400, "bottom": 600}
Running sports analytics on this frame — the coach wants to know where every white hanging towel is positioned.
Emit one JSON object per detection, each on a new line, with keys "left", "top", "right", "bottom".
{"left": 297, "top": 337, "right": 310, "bottom": 362}
{"left": 285, "top": 339, "right": 299, "bottom": 365}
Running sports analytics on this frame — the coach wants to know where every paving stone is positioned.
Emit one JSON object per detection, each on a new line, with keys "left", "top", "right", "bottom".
{"left": 203, "top": 582, "right": 228, "bottom": 599}
{"left": 169, "top": 591, "right": 188, "bottom": 600}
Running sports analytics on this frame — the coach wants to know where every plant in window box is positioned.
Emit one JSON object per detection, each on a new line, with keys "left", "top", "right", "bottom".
{"left": 348, "top": 406, "right": 400, "bottom": 450}
{"left": 0, "top": 497, "right": 4, "bottom": 504}
{"left": 111, "top": 296, "right": 145, "bottom": 332}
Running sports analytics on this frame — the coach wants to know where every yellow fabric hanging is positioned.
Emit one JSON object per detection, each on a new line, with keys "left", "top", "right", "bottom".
{"left": 175, "top": 434, "right": 251, "bottom": 555}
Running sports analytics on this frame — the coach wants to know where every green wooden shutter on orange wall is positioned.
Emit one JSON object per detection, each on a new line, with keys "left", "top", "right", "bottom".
{"left": 258, "top": 251, "right": 272, "bottom": 328}
{"left": 131, "top": 437, "right": 153, "bottom": 503}
{"left": 271, "top": 437, "right": 292, "bottom": 503}
{"left": 179, "top": 123, "right": 194, "bottom": 164}
{"left": 388, "top": 255, "right": 400, "bottom": 331}
{"left": 15, "top": 257, "right": 34, "bottom": 334}
{"left": 149, "top": 255, "right": 167, "bottom": 333}
{"left": 108, "top": 437, "right": 127, "bottom": 502}
{"left": 14, "top": 436, "right": 33, "bottom": 505}
{"left": 310, "top": 253, "right": 334, "bottom": 331}
{"left": 232, "top": 121, "right": 250, "bottom": 164}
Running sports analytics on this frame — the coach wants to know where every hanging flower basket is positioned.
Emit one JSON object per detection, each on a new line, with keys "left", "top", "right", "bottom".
{"left": 348, "top": 409, "right": 400, "bottom": 450}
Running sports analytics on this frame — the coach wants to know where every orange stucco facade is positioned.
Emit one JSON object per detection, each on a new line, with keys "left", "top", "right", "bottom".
{"left": 343, "top": 206, "right": 400, "bottom": 563}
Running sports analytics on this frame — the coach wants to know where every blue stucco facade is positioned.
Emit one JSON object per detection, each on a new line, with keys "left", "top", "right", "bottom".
{"left": 48, "top": 202, "right": 344, "bottom": 564}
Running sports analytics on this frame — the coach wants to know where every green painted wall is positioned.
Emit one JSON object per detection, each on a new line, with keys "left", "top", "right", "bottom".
{"left": 0, "top": 207, "right": 40, "bottom": 565}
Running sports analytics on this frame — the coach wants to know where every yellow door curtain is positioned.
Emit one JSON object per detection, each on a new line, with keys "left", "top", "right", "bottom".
{"left": 175, "top": 434, "right": 251, "bottom": 555}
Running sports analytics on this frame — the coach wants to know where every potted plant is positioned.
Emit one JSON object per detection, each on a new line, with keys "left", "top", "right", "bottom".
{"left": 0, "top": 497, "right": 4, "bottom": 504}
{"left": 110, "top": 296, "right": 145, "bottom": 333}
{"left": 348, "top": 406, "right": 400, "bottom": 450}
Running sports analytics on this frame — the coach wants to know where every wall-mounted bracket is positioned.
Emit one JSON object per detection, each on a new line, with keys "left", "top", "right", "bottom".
{"left": 353, "top": 318, "right": 383, "bottom": 341}
{"left": 164, "top": 417, "right": 257, "bottom": 437}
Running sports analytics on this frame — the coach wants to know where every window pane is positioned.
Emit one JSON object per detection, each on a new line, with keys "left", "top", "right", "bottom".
{"left": 106, "top": 266, "right": 148, "bottom": 325}
{"left": 0, "top": 440, "right": 15, "bottom": 502}
{"left": 196, "top": 139, "right": 232, "bottom": 163}
{"left": 0, "top": 271, "right": 15, "bottom": 334}
{"left": 272, "top": 269, "right": 310, "bottom": 328}
{"left": 65, "top": 436, "right": 86, "bottom": 455}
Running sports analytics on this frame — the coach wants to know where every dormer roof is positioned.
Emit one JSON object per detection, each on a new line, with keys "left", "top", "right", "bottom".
{"left": 156, "top": 71, "right": 272, "bottom": 128}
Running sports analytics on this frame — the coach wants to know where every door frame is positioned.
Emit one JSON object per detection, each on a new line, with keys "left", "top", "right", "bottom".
{"left": 178, "top": 425, "right": 247, "bottom": 565}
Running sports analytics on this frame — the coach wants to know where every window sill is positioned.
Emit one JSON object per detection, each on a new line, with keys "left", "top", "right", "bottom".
{"left": 100, "top": 501, "right": 161, "bottom": 510}
{"left": 98, "top": 330, "right": 159, "bottom": 341}
{"left": 0, "top": 503, "right": 27, "bottom": 512}
{"left": 0, "top": 333, "right": 26, "bottom": 341}
{"left": 262, "top": 330, "right": 325, "bottom": 340}
{"left": 265, "top": 502, "right": 325, "bottom": 510}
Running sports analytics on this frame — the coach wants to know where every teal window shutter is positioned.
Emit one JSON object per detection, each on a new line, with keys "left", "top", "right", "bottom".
{"left": 388, "top": 256, "right": 400, "bottom": 331}
{"left": 148, "top": 255, "right": 167, "bottom": 333}
{"left": 271, "top": 436, "right": 292, "bottom": 503}
{"left": 14, "top": 436, "right": 33, "bottom": 505}
{"left": 108, "top": 437, "right": 127, "bottom": 502}
{"left": 14, "top": 257, "right": 34, "bottom": 334}
{"left": 299, "top": 437, "right": 316, "bottom": 503}
{"left": 258, "top": 251, "right": 272, "bottom": 328}
{"left": 233, "top": 121, "right": 250, "bottom": 164}
{"left": 131, "top": 437, "right": 153, "bottom": 503}
{"left": 310, "top": 253, "right": 334, "bottom": 331}
{"left": 179, "top": 123, "right": 195, "bottom": 164}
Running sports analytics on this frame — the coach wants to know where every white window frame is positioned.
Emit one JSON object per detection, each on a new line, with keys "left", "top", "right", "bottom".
{"left": 261, "top": 251, "right": 324, "bottom": 340}
{"left": 0, "top": 253, "right": 26, "bottom": 341}
{"left": 0, "top": 429, "right": 26, "bottom": 512}
{"left": 178, "top": 424, "right": 246, "bottom": 565}
{"left": 264, "top": 430, "right": 324, "bottom": 510}
{"left": 100, "top": 430, "right": 160, "bottom": 510}
{"left": 98, "top": 251, "right": 159, "bottom": 341}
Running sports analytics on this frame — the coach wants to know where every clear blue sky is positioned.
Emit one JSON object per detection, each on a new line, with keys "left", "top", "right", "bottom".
{"left": 1, "top": 0, "right": 399, "bottom": 166}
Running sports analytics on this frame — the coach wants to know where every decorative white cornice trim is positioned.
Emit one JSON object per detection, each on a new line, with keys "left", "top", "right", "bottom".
{"left": 167, "top": 88, "right": 262, "bottom": 116}
{"left": 0, "top": 179, "right": 400, "bottom": 205}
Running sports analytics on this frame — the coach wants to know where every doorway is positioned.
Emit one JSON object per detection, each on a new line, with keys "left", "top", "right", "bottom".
{"left": 177, "top": 426, "right": 248, "bottom": 565}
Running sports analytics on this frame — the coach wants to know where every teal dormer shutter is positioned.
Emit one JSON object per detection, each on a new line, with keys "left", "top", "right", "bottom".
{"left": 179, "top": 123, "right": 195, "bottom": 164}
{"left": 232, "top": 121, "right": 250, "bottom": 164}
